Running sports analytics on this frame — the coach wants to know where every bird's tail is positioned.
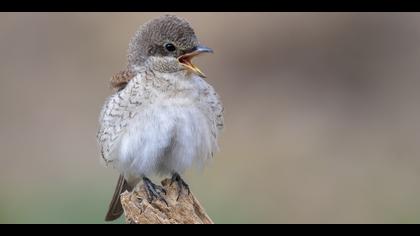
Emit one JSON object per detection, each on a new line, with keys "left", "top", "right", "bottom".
{"left": 105, "top": 175, "right": 131, "bottom": 221}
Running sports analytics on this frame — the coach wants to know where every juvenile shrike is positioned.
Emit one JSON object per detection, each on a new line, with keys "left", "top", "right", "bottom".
{"left": 97, "top": 15, "right": 224, "bottom": 221}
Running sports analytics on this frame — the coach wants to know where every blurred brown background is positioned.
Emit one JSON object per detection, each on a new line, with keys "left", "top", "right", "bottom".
{"left": 1, "top": 13, "right": 420, "bottom": 223}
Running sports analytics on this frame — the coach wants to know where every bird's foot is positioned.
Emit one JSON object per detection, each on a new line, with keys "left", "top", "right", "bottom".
{"left": 170, "top": 173, "right": 190, "bottom": 201}
{"left": 142, "top": 177, "right": 168, "bottom": 206}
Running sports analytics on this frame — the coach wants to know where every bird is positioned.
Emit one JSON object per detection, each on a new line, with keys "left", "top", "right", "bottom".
{"left": 97, "top": 15, "right": 224, "bottom": 221}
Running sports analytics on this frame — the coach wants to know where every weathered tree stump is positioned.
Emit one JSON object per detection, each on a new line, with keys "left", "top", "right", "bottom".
{"left": 120, "top": 178, "right": 214, "bottom": 224}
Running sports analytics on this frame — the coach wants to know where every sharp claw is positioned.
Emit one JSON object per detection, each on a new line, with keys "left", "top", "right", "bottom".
{"left": 171, "top": 173, "right": 190, "bottom": 201}
{"left": 158, "top": 195, "right": 169, "bottom": 207}
{"left": 143, "top": 177, "right": 168, "bottom": 206}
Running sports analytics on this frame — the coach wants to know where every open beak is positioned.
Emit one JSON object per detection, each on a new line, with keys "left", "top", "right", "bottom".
{"left": 178, "top": 45, "right": 213, "bottom": 78}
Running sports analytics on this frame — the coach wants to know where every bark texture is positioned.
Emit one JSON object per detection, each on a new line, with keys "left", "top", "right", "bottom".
{"left": 120, "top": 178, "right": 214, "bottom": 224}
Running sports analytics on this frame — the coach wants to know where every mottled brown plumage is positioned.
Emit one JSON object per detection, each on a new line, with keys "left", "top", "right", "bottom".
{"left": 110, "top": 70, "right": 135, "bottom": 91}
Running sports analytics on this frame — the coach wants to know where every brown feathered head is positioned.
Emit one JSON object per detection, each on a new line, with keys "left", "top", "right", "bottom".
{"left": 127, "top": 15, "right": 213, "bottom": 78}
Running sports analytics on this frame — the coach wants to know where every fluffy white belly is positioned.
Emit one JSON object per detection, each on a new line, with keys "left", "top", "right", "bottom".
{"left": 116, "top": 98, "right": 216, "bottom": 183}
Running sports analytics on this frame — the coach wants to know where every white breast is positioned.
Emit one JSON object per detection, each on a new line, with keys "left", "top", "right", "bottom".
{"left": 113, "top": 73, "right": 220, "bottom": 185}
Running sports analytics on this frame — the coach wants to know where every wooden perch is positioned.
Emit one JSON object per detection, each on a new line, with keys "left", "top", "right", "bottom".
{"left": 120, "top": 178, "right": 214, "bottom": 224}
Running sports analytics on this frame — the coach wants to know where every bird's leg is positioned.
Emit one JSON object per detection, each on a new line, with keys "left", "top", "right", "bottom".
{"left": 170, "top": 173, "right": 190, "bottom": 201}
{"left": 142, "top": 176, "right": 168, "bottom": 206}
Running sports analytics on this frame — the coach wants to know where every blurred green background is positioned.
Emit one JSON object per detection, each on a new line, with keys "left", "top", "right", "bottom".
{"left": 1, "top": 13, "right": 420, "bottom": 223}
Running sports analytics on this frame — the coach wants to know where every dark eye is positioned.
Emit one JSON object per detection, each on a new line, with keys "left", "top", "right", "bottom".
{"left": 164, "top": 43, "right": 176, "bottom": 52}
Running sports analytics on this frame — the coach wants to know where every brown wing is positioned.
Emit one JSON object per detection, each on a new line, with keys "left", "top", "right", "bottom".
{"left": 110, "top": 70, "right": 135, "bottom": 91}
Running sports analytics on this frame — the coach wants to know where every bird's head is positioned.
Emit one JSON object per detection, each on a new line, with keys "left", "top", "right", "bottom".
{"left": 128, "top": 15, "right": 213, "bottom": 78}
